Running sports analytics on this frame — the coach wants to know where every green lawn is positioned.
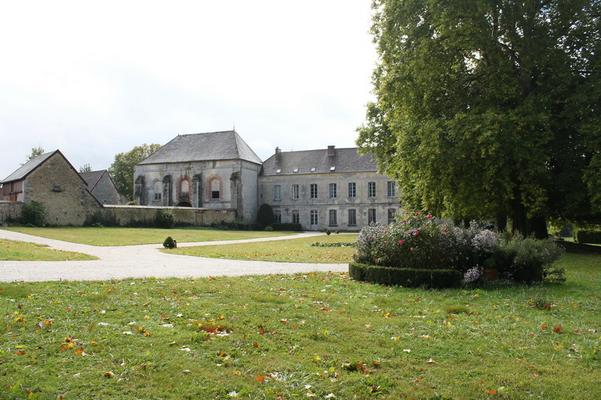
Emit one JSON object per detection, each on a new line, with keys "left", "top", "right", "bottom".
{"left": 0, "top": 239, "right": 96, "bottom": 261}
{"left": 166, "top": 233, "right": 357, "bottom": 263}
{"left": 1, "top": 253, "right": 600, "bottom": 399}
{"left": 2, "top": 227, "right": 295, "bottom": 246}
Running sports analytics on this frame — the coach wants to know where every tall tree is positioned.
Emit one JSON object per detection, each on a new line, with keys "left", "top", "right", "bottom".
{"left": 358, "top": 0, "right": 601, "bottom": 237}
{"left": 26, "top": 146, "right": 45, "bottom": 161}
{"left": 79, "top": 163, "right": 92, "bottom": 173}
{"left": 109, "top": 144, "right": 161, "bottom": 200}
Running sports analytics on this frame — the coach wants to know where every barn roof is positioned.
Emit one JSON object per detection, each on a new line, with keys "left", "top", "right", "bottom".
{"left": 1, "top": 151, "right": 57, "bottom": 184}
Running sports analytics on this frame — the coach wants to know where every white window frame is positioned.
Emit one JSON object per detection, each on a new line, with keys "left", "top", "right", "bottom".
{"left": 329, "top": 183, "right": 337, "bottom": 199}
{"left": 368, "top": 182, "right": 376, "bottom": 198}
{"left": 310, "top": 209, "right": 319, "bottom": 225}
{"left": 387, "top": 181, "right": 396, "bottom": 197}
{"left": 348, "top": 182, "right": 356, "bottom": 198}
{"left": 328, "top": 209, "right": 337, "bottom": 226}
{"left": 273, "top": 185, "right": 281, "bottom": 201}
{"left": 368, "top": 208, "right": 377, "bottom": 224}
{"left": 310, "top": 183, "right": 318, "bottom": 199}
{"left": 348, "top": 209, "right": 357, "bottom": 226}
{"left": 291, "top": 184, "right": 300, "bottom": 200}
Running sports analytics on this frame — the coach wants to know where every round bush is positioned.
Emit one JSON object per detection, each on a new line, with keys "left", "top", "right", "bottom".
{"left": 163, "top": 236, "right": 177, "bottom": 249}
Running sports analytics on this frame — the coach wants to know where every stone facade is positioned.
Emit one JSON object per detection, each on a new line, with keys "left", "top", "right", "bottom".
{"left": 259, "top": 171, "right": 399, "bottom": 231}
{"left": 0, "top": 201, "right": 23, "bottom": 224}
{"left": 134, "top": 159, "right": 260, "bottom": 224}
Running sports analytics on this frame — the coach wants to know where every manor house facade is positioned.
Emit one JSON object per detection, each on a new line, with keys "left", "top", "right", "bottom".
{"left": 134, "top": 130, "right": 400, "bottom": 230}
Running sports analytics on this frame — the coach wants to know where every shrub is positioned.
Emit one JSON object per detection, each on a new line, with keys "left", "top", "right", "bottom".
{"left": 349, "top": 262, "right": 462, "bottom": 288}
{"left": 499, "top": 237, "right": 564, "bottom": 283}
{"left": 163, "top": 236, "right": 177, "bottom": 249}
{"left": 264, "top": 226, "right": 273, "bottom": 231}
{"left": 271, "top": 223, "right": 302, "bottom": 231}
{"left": 155, "top": 209, "right": 174, "bottom": 228}
{"left": 257, "top": 204, "right": 274, "bottom": 227}
{"left": 576, "top": 230, "right": 601, "bottom": 244}
{"left": 21, "top": 201, "right": 46, "bottom": 226}
{"left": 84, "top": 210, "right": 118, "bottom": 227}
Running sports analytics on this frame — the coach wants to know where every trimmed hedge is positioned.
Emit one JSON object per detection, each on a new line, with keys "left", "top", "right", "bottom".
{"left": 576, "top": 230, "right": 601, "bottom": 244}
{"left": 349, "top": 262, "right": 462, "bottom": 289}
{"left": 271, "top": 223, "right": 303, "bottom": 231}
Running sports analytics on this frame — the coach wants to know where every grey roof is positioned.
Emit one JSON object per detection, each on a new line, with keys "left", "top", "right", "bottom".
{"left": 1, "top": 150, "right": 57, "bottom": 184}
{"left": 80, "top": 170, "right": 106, "bottom": 191}
{"left": 138, "top": 130, "right": 263, "bottom": 165}
{"left": 261, "top": 147, "right": 377, "bottom": 176}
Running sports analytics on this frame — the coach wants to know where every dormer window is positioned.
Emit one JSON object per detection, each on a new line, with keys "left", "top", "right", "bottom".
{"left": 330, "top": 166, "right": 336, "bottom": 172}
{"left": 293, "top": 168, "right": 299, "bottom": 173}
{"left": 310, "top": 167, "right": 316, "bottom": 172}
{"left": 276, "top": 169, "right": 281, "bottom": 174}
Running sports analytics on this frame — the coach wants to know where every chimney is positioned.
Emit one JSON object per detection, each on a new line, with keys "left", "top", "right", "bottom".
{"left": 275, "top": 146, "right": 281, "bottom": 154}
{"left": 275, "top": 146, "right": 282, "bottom": 168}
{"left": 327, "top": 145, "right": 336, "bottom": 157}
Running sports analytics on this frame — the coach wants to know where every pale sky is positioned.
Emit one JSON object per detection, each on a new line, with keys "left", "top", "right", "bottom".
{"left": 0, "top": 1, "right": 377, "bottom": 177}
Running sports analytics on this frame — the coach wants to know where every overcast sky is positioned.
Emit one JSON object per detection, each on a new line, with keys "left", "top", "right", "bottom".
{"left": 0, "top": 1, "right": 377, "bottom": 177}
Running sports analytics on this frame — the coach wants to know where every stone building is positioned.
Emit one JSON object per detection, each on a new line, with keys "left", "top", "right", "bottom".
{"left": 134, "top": 131, "right": 262, "bottom": 224}
{"left": 80, "top": 170, "right": 122, "bottom": 205}
{"left": 0, "top": 150, "right": 101, "bottom": 225}
{"left": 260, "top": 146, "right": 399, "bottom": 230}
{"left": 134, "top": 130, "right": 400, "bottom": 230}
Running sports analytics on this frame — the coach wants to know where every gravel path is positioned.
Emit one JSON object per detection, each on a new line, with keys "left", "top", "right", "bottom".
{"left": 0, "top": 230, "right": 348, "bottom": 282}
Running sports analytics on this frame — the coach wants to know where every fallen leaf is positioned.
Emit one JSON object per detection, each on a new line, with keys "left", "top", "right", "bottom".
{"left": 74, "top": 347, "right": 85, "bottom": 356}
{"left": 540, "top": 323, "right": 548, "bottom": 331}
{"left": 553, "top": 324, "right": 563, "bottom": 334}
{"left": 487, "top": 389, "right": 497, "bottom": 395}
{"left": 104, "top": 371, "right": 114, "bottom": 378}
{"left": 255, "top": 375, "right": 266, "bottom": 384}
{"left": 15, "top": 350, "right": 26, "bottom": 356}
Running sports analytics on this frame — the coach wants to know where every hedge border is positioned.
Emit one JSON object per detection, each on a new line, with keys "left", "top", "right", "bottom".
{"left": 349, "top": 262, "right": 463, "bottom": 288}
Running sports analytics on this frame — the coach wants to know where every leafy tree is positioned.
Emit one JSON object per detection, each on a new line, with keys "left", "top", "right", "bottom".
{"left": 109, "top": 144, "right": 160, "bottom": 200}
{"left": 358, "top": 0, "right": 601, "bottom": 237}
{"left": 27, "top": 146, "right": 45, "bottom": 161}
{"left": 79, "top": 163, "right": 92, "bottom": 173}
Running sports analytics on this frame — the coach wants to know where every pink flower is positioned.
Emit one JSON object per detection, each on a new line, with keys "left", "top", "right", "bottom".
{"left": 409, "top": 247, "right": 414, "bottom": 252}
{"left": 398, "top": 239, "right": 405, "bottom": 246}
{"left": 426, "top": 214, "right": 433, "bottom": 220}
{"left": 413, "top": 229, "right": 420, "bottom": 237}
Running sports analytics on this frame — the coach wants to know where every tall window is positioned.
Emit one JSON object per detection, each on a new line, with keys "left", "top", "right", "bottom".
{"left": 388, "top": 208, "right": 396, "bottom": 224}
{"left": 310, "top": 209, "right": 319, "bottom": 225}
{"left": 329, "top": 183, "right": 337, "bottom": 198}
{"left": 368, "top": 208, "right": 377, "bottom": 224}
{"left": 348, "top": 209, "right": 357, "bottom": 226}
{"left": 329, "top": 210, "right": 337, "bottom": 226}
{"left": 210, "top": 178, "right": 220, "bottom": 200}
{"left": 368, "top": 182, "right": 376, "bottom": 198}
{"left": 273, "top": 185, "right": 281, "bottom": 201}
{"left": 387, "top": 181, "right": 396, "bottom": 197}
{"left": 291, "top": 184, "right": 299, "bottom": 200}
{"left": 310, "top": 183, "right": 318, "bottom": 199}
{"left": 292, "top": 210, "right": 300, "bottom": 224}
{"left": 153, "top": 181, "right": 162, "bottom": 201}
{"left": 348, "top": 182, "right": 356, "bottom": 198}
{"left": 273, "top": 209, "right": 281, "bottom": 223}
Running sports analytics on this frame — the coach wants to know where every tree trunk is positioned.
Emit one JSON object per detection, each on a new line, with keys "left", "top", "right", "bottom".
{"left": 496, "top": 213, "right": 507, "bottom": 231}
{"left": 529, "top": 215, "right": 548, "bottom": 239}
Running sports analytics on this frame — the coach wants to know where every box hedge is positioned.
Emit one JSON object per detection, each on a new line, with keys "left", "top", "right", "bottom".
{"left": 576, "top": 230, "right": 601, "bottom": 244}
{"left": 349, "top": 262, "right": 462, "bottom": 289}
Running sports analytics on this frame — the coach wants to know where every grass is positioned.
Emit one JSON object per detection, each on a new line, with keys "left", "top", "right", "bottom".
{"left": 2, "top": 227, "right": 295, "bottom": 246}
{"left": 166, "top": 233, "right": 357, "bottom": 263}
{"left": 1, "top": 253, "right": 600, "bottom": 399}
{"left": 0, "top": 239, "right": 96, "bottom": 261}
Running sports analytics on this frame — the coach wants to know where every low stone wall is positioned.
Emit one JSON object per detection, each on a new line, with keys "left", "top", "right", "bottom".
{"left": 0, "top": 202, "right": 23, "bottom": 224}
{"left": 101, "top": 205, "right": 236, "bottom": 227}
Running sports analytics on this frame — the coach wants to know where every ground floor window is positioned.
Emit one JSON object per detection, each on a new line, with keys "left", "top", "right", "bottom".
{"left": 388, "top": 208, "right": 396, "bottom": 224}
{"left": 310, "top": 209, "right": 319, "bottom": 225}
{"left": 274, "top": 209, "right": 281, "bottom": 224}
{"left": 348, "top": 209, "right": 357, "bottom": 226}
{"left": 154, "top": 193, "right": 162, "bottom": 201}
{"left": 368, "top": 208, "right": 377, "bottom": 224}
{"left": 329, "top": 209, "right": 337, "bottom": 226}
{"left": 292, "top": 210, "right": 299, "bottom": 224}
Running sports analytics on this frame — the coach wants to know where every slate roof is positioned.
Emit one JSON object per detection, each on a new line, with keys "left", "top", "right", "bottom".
{"left": 261, "top": 147, "right": 377, "bottom": 176}
{"left": 1, "top": 151, "right": 57, "bottom": 184}
{"left": 80, "top": 170, "right": 107, "bottom": 191}
{"left": 138, "top": 130, "right": 263, "bottom": 165}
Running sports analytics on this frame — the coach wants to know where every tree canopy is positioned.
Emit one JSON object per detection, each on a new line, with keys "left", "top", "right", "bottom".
{"left": 79, "top": 163, "right": 92, "bottom": 173}
{"left": 26, "top": 146, "right": 45, "bottom": 161}
{"left": 109, "top": 144, "right": 161, "bottom": 200}
{"left": 358, "top": 0, "right": 601, "bottom": 237}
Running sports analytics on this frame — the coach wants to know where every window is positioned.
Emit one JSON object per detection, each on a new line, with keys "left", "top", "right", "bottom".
{"left": 387, "top": 181, "right": 396, "bottom": 197}
{"left": 210, "top": 178, "right": 220, "bottom": 200}
{"left": 274, "top": 209, "right": 281, "bottom": 224}
{"left": 368, "top": 182, "right": 376, "bottom": 198}
{"left": 329, "top": 210, "right": 337, "bottom": 226}
{"left": 388, "top": 208, "right": 396, "bottom": 224}
{"left": 154, "top": 193, "right": 162, "bottom": 201}
{"left": 348, "top": 182, "right": 356, "bottom": 198}
{"left": 273, "top": 185, "right": 281, "bottom": 201}
{"left": 310, "top": 183, "right": 318, "bottom": 199}
{"left": 348, "top": 209, "right": 357, "bottom": 226}
{"left": 368, "top": 208, "right": 377, "bottom": 224}
{"left": 291, "top": 184, "right": 299, "bottom": 200}
{"left": 292, "top": 210, "right": 299, "bottom": 224}
{"left": 310, "top": 209, "right": 319, "bottom": 225}
{"left": 181, "top": 179, "right": 190, "bottom": 195}
{"left": 329, "top": 183, "right": 337, "bottom": 198}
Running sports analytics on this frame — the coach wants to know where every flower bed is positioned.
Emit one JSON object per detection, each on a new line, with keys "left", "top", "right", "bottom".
{"left": 352, "top": 211, "right": 564, "bottom": 287}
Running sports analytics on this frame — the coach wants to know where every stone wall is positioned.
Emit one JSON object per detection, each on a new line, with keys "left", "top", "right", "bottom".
{"left": 102, "top": 205, "right": 236, "bottom": 226}
{"left": 0, "top": 202, "right": 23, "bottom": 224}
{"left": 24, "top": 152, "right": 102, "bottom": 226}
